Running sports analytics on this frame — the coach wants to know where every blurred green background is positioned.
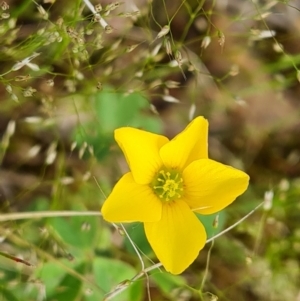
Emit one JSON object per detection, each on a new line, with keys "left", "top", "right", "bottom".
{"left": 0, "top": 0, "right": 300, "bottom": 300}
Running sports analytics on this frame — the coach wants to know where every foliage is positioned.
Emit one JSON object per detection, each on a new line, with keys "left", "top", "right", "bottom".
{"left": 0, "top": 0, "right": 300, "bottom": 300}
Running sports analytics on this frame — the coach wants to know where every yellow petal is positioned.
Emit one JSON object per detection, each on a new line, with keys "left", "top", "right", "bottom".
{"left": 101, "top": 173, "right": 162, "bottom": 222}
{"left": 183, "top": 159, "right": 249, "bottom": 214}
{"left": 160, "top": 116, "right": 208, "bottom": 170}
{"left": 115, "top": 128, "right": 168, "bottom": 184}
{"left": 144, "top": 200, "right": 206, "bottom": 274}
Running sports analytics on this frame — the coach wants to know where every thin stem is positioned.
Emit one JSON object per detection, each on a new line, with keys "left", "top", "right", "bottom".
{"left": 82, "top": 0, "right": 109, "bottom": 29}
{"left": 169, "top": 0, "right": 187, "bottom": 23}
{"left": 199, "top": 239, "right": 214, "bottom": 295}
{"left": 120, "top": 224, "right": 145, "bottom": 270}
{"left": 206, "top": 202, "right": 264, "bottom": 244}
{"left": 0, "top": 211, "right": 102, "bottom": 222}
{"left": 180, "top": 0, "right": 205, "bottom": 43}
{"left": 0, "top": 250, "right": 33, "bottom": 266}
{"left": 104, "top": 264, "right": 162, "bottom": 301}
{"left": 252, "top": 210, "right": 268, "bottom": 256}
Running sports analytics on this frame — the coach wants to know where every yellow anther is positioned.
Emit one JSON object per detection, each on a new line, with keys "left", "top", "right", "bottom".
{"left": 151, "top": 168, "right": 184, "bottom": 202}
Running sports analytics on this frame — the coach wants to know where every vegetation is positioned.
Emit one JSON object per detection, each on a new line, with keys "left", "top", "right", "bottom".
{"left": 0, "top": 0, "right": 299, "bottom": 300}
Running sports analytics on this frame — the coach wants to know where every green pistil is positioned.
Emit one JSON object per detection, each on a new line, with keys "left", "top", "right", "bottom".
{"left": 151, "top": 168, "right": 184, "bottom": 202}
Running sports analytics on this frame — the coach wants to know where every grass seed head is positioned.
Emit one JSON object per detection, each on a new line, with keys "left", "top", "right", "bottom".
{"left": 1, "top": 1, "right": 9, "bottom": 10}
{"left": 95, "top": 4, "right": 102, "bottom": 12}
{"left": 1, "top": 12, "right": 9, "bottom": 19}
{"left": 37, "top": 5, "right": 48, "bottom": 19}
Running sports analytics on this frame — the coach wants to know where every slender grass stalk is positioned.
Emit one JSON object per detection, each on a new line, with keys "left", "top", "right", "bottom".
{"left": 199, "top": 239, "right": 214, "bottom": 297}
{"left": 0, "top": 211, "right": 101, "bottom": 222}
{"left": 0, "top": 250, "right": 32, "bottom": 266}
{"left": 82, "top": 0, "right": 110, "bottom": 30}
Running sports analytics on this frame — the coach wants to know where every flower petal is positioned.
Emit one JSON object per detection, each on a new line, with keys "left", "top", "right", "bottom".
{"left": 101, "top": 173, "right": 162, "bottom": 222}
{"left": 115, "top": 128, "right": 168, "bottom": 184}
{"left": 144, "top": 199, "right": 206, "bottom": 274}
{"left": 183, "top": 159, "right": 249, "bottom": 214}
{"left": 160, "top": 116, "right": 208, "bottom": 170}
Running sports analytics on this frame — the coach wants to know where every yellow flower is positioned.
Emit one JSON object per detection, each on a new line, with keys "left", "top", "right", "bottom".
{"left": 102, "top": 116, "right": 249, "bottom": 274}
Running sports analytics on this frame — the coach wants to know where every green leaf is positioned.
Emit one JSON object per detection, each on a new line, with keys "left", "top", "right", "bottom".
{"left": 49, "top": 216, "right": 99, "bottom": 250}
{"left": 196, "top": 211, "right": 226, "bottom": 239}
{"left": 151, "top": 272, "right": 186, "bottom": 295}
{"left": 94, "top": 90, "right": 148, "bottom": 132}
{"left": 48, "top": 263, "right": 86, "bottom": 301}
{"left": 124, "top": 223, "right": 152, "bottom": 256}
{"left": 128, "top": 279, "right": 144, "bottom": 301}
{"left": 35, "top": 261, "right": 67, "bottom": 295}
{"left": 92, "top": 257, "right": 142, "bottom": 301}
{"left": 0, "top": 286, "right": 19, "bottom": 301}
{"left": 74, "top": 88, "right": 163, "bottom": 161}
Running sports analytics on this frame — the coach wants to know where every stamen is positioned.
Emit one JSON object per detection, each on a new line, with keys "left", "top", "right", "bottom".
{"left": 151, "top": 168, "right": 184, "bottom": 202}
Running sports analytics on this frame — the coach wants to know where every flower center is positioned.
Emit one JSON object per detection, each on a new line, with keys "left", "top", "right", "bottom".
{"left": 151, "top": 168, "right": 184, "bottom": 202}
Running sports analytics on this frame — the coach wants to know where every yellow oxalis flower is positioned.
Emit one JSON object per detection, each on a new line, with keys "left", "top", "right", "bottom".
{"left": 102, "top": 116, "right": 249, "bottom": 275}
